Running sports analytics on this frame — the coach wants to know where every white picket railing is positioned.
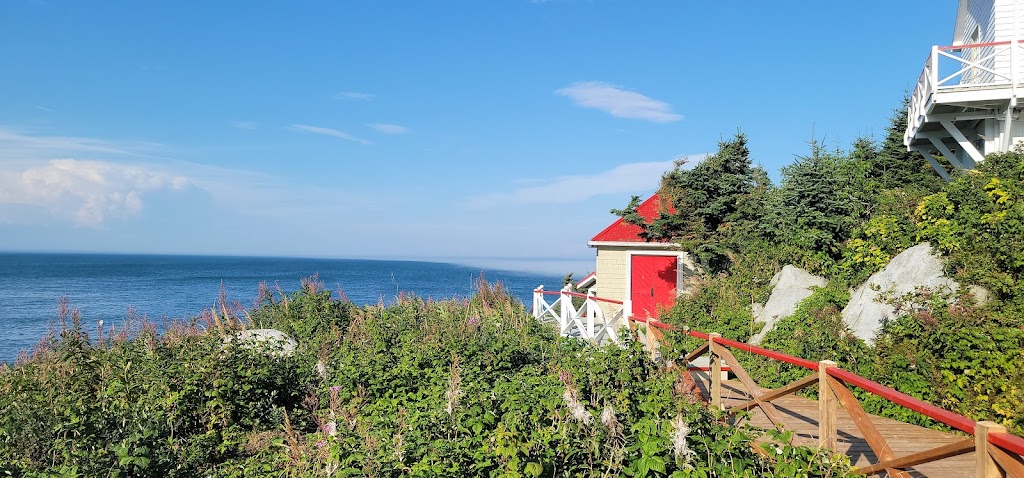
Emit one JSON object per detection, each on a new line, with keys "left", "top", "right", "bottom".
{"left": 906, "top": 40, "right": 1024, "bottom": 145}
{"left": 531, "top": 286, "right": 626, "bottom": 345}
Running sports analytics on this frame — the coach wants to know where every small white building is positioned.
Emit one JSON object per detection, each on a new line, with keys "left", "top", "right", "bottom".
{"left": 586, "top": 194, "right": 699, "bottom": 320}
{"left": 905, "top": 0, "right": 1024, "bottom": 179}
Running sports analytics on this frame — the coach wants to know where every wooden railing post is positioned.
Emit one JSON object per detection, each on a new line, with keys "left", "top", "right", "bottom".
{"left": 818, "top": 360, "right": 838, "bottom": 450}
{"left": 709, "top": 333, "right": 722, "bottom": 410}
{"left": 976, "top": 421, "right": 1008, "bottom": 478}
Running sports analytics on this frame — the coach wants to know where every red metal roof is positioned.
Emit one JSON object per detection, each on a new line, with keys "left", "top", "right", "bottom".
{"left": 590, "top": 194, "right": 671, "bottom": 243}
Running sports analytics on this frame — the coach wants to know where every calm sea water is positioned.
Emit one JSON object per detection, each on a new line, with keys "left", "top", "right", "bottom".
{"left": 0, "top": 253, "right": 566, "bottom": 363}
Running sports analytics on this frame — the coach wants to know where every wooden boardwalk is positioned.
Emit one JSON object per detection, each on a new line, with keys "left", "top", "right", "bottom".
{"left": 692, "top": 376, "right": 976, "bottom": 477}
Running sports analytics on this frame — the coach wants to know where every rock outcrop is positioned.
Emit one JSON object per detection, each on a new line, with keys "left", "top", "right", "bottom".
{"left": 841, "top": 243, "right": 957, "bottom": 344}
{"left": 749, "top": 265, "right": 827, "bottom": 345}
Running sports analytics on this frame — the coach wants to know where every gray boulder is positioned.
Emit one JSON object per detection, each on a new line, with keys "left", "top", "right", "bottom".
{"left": 749, "top": 265, "right": 827, "bottom": 345}
{"left": 227, "top": 328, "right": 297, "bottom": 357}
{"left": 841, "top": 243, "right": 957, "bottom": 344}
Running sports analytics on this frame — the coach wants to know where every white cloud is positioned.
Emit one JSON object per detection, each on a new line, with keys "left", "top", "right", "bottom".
{"left": 291, "top": 124, "right": 372, "bottom": 145}
{"left": 0, "top": 159, "right": 189, "bottom": 226}
{"left": 367, "top": 123, "right": 409, "bottom": 135}
{"left": 555, "top": 81, "right": 682, "bottom": 123}
{"left": 332, "top": 91, "right": 375, "bottom": 101}
{"left": 0, "top": 127, "right": 194, "bottom": 226}
{"left": 0, "top": 127, "right": 377, "bottom": 228}
{"left": 466, "top": 155, "right": 703, "bottom": 209}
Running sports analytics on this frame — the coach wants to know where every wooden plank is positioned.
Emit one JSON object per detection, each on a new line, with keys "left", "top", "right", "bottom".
{"left": 989, "top": 443, "right": 1024, "bottom": 478}
{"left": 819, "top": 361, "right": 838, "bottom": 451}
{"left": 826, "top": 376, "right": 912, "bottom": 478}
{"left": 729, "top": 373, "right": 818, "bottom": 412}
{"left": 853, "top": 438, "right": 975, "bottom": 476}
{"left": 709, "top": 334, "right": 721, "bottom": 410}
{"left": 977, "top": 421, "right": 1007, "bottom": 478}
{"left": 710, "top": 378, "right": 978, "bottom": 477}
{"left": 683, "top": 342, "right": 709, "bottom": 364}
{"left": 713, "top": 343, "right": 800, "bottom": 443}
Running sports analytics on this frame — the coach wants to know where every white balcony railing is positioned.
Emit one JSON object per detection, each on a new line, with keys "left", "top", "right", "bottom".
{"left": 905, "top": 40, "right": 1024, "bottom": 146}
{"left": 532, "top": 286, "right": 625, "bottom": 344}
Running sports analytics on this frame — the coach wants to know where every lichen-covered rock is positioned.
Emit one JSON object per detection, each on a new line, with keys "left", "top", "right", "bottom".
{"left": 228, "top": 328, "right": 297, "bottom": 357}
{"left": 749, "top": 265, "right": 827, "bottom": 345}
{"left": 841, "top": 243, "right": 957, "bottom": 344}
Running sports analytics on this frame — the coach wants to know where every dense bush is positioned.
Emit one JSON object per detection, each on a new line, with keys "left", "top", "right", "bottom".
{"left": 638, "top": 99, "right": 1023, "bottom": 439}
{"left": 0, "top": 280, "right": 848, "bottom": 477}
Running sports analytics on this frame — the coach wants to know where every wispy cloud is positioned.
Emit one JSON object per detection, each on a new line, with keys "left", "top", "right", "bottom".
{"left": 291, "top": 124, "right": 372, "bottom": 145}
{"left": 332, "top": 91, "right": 375, "bottom": 101}
{"left": 231, "top": 121, "right": 258, "bottom": 130}
{"left": 367, "top": 123, "right": 409, "bottom": 135}
{"left": 555, "top": 81, "right": 682, "bottom": 123}
{"left": 466, "top": 156, "right": 702, "bottom": 209}
{"left": 0, "top": 126, "right": 374, "bottom": 227}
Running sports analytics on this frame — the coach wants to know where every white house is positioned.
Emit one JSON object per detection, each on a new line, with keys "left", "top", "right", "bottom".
{"left": 586, "top": 194, "right": 699, "bottom": 320}
{"left": 905, "top": 0, "right": 1024, "bottom": 179}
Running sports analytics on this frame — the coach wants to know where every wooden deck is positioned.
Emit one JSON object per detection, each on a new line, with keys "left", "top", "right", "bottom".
{"left": 692, "top": 375, "right": 976, "bottom": 477}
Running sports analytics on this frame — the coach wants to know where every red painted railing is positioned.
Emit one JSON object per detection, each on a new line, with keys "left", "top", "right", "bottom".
{"left": 626, "top": 316, "right": 1024, "bottom": 457}
{"left": 536, "top": 289, "right": 624, "bottom": 305}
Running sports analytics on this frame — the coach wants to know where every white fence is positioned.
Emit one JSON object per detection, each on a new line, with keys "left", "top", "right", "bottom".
{"left": 531, "top": 286, "right": 626, "bottom": 345}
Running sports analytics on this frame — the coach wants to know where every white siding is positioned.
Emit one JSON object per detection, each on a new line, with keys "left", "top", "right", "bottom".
{"left": 961, "top": 0, "right": 996, "bottom": 84}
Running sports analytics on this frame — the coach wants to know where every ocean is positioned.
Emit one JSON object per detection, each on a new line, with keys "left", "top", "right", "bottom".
{"left": 0, "top": 253, "right": 571, "bottom": 363}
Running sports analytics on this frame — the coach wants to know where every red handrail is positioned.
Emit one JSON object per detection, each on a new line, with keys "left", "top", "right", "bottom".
{"left": 938, "top": 40, "right": 1012, "bottom": 51}
{"left": 620, "top": 313, "right": 1024, "bottom": 457}
{"left": 535, "top": 289, "right": 624, "bottom": 305}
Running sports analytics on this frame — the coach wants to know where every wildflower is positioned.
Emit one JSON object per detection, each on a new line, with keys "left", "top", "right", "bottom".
{"left": 670, "top": 414, "right": 694, "bottom": 461}
{"left": 330, "top": 385, "right": 341, "bottom": 393}
{"left": 468, "top": 316, "right": 479, "bottom": 326}
{"left": 316, "top": 439, "right": 327, "bottom": 449}
{"left": 562, "top": 386, "right": 591, "bottom": 425}
{"left": 445, "top": 358, "right": 463, "bottom": 416}
{"left": 322, "top": 421, "right": 337, "bottom": 437}
{"left": 601, "top": 403, "right": 618, "bottom": 430}
{"left": 316, "top": 360, "right": 327, "bottom": 379}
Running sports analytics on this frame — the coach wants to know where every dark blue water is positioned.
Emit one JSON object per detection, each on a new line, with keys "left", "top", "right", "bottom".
{"left": 0, "top": 253, "right": 565, "bottom": 363}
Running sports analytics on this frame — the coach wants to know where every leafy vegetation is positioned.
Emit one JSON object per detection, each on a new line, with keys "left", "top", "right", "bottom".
{"left": 0, "top": 279, "right": 849, "bottom": 477}
{"left": 617, "top": 99, "right": 1024, "bottom": 435}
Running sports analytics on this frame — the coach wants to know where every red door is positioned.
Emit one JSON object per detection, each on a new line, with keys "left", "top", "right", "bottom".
{"left": 630, "top": 255, "right": 678, "bottom": 318}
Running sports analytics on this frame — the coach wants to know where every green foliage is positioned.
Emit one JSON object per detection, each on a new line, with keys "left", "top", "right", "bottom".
{"left": 836, "top": 214, "right": 915, "bottom": 286}
{"left": 752, "top": 285, "right": 871, "bottom": 389}
{"left": 765, "top": 141, "right": 869, "bottom": 265}
{"left": 619, "top": 133, "right": 772, "bottom": 272}
{"left": 865, "top": 97, "right": 945, "bottom": 194}
{"left": 871, "top": 289, "right": 1024, "bottom": 434}
{"left": 0, "top": 280, "right": 847, "bottom": 477}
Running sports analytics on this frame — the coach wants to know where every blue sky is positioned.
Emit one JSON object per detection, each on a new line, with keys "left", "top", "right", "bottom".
{"left": 0, "top": 1, "right": 954, "bottom": 274}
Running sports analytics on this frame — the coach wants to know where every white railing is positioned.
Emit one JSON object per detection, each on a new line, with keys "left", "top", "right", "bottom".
{"left": 532, "top": 286, "right": 626, "bottom": 345}
{"left": 905, "top": 40, "right": 1024, "bottom": 146}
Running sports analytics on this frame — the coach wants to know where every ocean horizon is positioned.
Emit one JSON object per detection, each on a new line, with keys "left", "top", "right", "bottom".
{"left": 0, "top": 252, "right": 589, "bottom": 363}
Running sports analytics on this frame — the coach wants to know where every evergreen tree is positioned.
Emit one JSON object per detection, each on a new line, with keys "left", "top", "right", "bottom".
{"left": 768, "top": 140, "right": 867, "bottom": 258}
{"left": 867, "top": 97, "right": 945, "bottom": 193}
{"left": 615, "top": 133, "right": 771, "bottom": 271}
